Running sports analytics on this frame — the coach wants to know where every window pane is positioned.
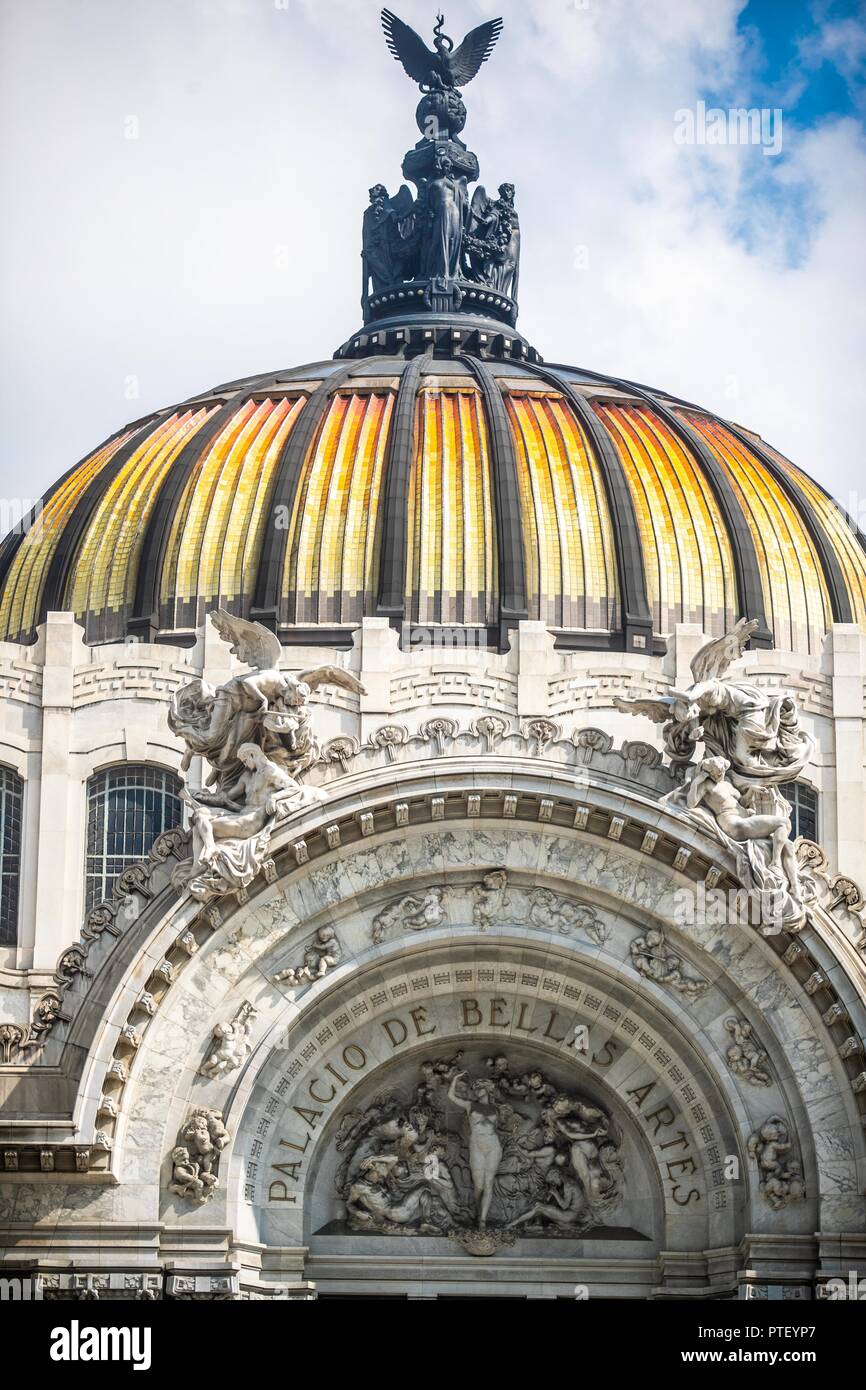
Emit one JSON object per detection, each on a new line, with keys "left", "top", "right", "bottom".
{"left": 0, "top": 767, "right": 23, "bottom": 946}
{"left": 778, "top": 781, "right": 819, "bottom": 844}
{"left": 85, "top": 765, "right": 182, "bottom": 910}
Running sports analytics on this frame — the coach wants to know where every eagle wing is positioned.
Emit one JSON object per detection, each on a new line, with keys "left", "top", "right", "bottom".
{"left": 449, "top": 18, "right": 503, "bottom": 87}
{"left": 300, "top": 665, "right": 367, "bottom": 697}
{"left": 210, "top": 609, "right": 282, "bottom": 672}
{"left": 690, "top": 617, "right": 758, "bottom": 683}
{"left": 381, "top": 9, "right": 435, "bottom": 84}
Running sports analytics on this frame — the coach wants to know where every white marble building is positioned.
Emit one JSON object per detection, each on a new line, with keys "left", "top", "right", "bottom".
{"left": 1, "top": 10, "right": 865, "bottom": 1302}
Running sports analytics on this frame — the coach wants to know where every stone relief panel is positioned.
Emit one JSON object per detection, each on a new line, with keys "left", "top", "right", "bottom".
{"left": 629, "top": 926, "right": 708, "bottom": 999}
{"left": 724, "top": 1017, "right": 772, "bottom": 1088}
{"left": 201, "top": 1003, "right": 257, "bottom": 1079}
{"left": 168, "top": 1107, "right": 230, "bottom": 1204}
{"left": 321, "top": 1047, "right": 647, "bottom": 1253}
{"left": 274, "top": 927, "right": 343, "bottom": 988}
{"left": 748, "top": 1116, "right": 806, "bottom": 1211}
{"left": 370, "top": 869, "right": 608, "bottom": 946}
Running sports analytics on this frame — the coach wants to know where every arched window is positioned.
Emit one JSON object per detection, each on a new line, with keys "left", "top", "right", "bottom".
{"left": 778, "top": 781, "right": 819, "bottom": 843}
{"left": 0, "top": 767, "right": 23, "bottom": 946}
{"left": 85, "top": 765, "right": 182, "bottom": 910}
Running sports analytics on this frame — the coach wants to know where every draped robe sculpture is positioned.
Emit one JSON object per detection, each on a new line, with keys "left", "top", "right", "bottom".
{"left": 615, "top": 618, "right": 813, "bottom": 930}
{"left": 168, "top": 610, "right": 365, "bottom": 901}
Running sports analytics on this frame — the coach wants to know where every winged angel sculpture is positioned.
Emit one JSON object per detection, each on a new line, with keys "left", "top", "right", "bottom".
{"left": 168, "top": 611, "right": 365, "bottom": 902}
{"left": 615, "top": 619, "right": 814, "bottom": 930}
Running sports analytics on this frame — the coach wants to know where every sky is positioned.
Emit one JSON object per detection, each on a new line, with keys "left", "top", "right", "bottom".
{"left": 0, "top": 0, "right": 864, "bottom": 521}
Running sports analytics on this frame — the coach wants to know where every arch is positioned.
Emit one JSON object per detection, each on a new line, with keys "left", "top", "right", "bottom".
{"left": 16, "top": 756, "right": 862, "bottom": 1298}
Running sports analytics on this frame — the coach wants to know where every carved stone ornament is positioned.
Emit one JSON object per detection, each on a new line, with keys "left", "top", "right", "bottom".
{"left": 274, "top": 926, "right": 343, "bottom": 988}
{"left": 747, "top": 1116, "right": 805, "bottom": 1210}
{"left": 617, "top": 619, "right": 813, "bottom": 932}
{"left": 370, "top": 869, "right": 608, "bottom": 946}
{"left": 168, "top": 1107, "right": 230, "bottom": 1203}
{"left": 629, "top": 925, "right": 707, "bottom": 999}
{"left": 332, "top": 1052, "right": 627, "bottom": 1251}
{"left": 201, "top": 1002, "right": 257, "bottom": 1079}
{"left": 168, "top": 609, "right": 364, "bottom": 901}
{"left": 724, "top": 1016, "right": 772, "bottom": 1088}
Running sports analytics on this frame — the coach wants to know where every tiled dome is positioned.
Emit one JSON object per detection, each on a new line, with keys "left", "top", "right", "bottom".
{"left": 1, "top": 348, "right": 864, "bottom": 655}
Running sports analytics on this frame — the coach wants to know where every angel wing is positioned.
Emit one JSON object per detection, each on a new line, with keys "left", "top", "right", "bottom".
{"left": 390, "top": 183, "right": 414, "bottom": 219}
{"left": 381, "top": 9, "right": 435, "bottom": 84}
{"left": 690, "top": 617, "right": 758, "bottom": 684}
{"left": 468, "top": 183, "right": 494, "bottom": 233}
{"left": 210, "top": 608, "right": 282, "bottom": 672}
{"left": 612, "top": 694, "right": 675, "bottom": 724}
{"left": 300, "top": 665, "right": 367, "bottom": 697}
{"left": 449, "top": 18, "right": 504, "bottom": 87}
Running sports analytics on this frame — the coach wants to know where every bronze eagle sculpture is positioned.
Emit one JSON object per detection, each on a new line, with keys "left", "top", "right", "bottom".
{"left": 381, "top": 9, "right": 503, "bottom": 91}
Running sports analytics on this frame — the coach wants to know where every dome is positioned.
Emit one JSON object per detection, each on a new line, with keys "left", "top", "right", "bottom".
{"left": 3, "top": 10, "right": 864, "bottom": 663}
{"left": 0, "top": 345, "right": 864, "bottom": 656}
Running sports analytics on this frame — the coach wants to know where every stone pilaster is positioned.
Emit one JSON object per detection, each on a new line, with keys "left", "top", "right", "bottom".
{"left": 829, "top": 624, "right": 866, "bottom": 885}
{"left": 32, "top": 613, "right": 81, "bottom": 970}
{"left": 358, "top": 617, "right": 400, "bottom": 738}
{"left": 516, "top": 620, "right": 556, "bottom": 718}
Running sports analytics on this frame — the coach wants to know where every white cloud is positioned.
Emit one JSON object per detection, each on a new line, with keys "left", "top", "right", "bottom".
{"left": 0, "top": 0, "right": 863, "bottom": 514}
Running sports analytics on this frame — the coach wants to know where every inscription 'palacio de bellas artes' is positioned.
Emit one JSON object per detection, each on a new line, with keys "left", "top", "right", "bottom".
{"left": 268, "top": 993, "right": 704, "bottom": 1218}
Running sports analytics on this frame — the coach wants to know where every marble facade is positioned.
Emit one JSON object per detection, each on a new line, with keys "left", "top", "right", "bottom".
{"left": 0, "top": 615, "right": 865, "bottom": 1298}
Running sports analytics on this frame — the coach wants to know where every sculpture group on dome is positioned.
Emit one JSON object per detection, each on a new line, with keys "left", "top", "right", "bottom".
{"left": 168, "top": 609, "right": 364, "bottom": 901}
{"left": 361, "top": 11, "right": 520, "bottom": 309}
{"left": 363, "top": 175, "right": 520, "bottom": 300}
{"left": 615, "top": 617, "right": 813, "bottom": 930}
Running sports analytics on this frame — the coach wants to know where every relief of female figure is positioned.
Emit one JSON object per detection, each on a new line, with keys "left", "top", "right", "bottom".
{"left": 448, "top": 1071, "right": 503, "bottom": 1227}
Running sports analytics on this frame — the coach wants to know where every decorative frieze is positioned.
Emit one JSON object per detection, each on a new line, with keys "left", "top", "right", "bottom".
{"left": 274, "top": 927, "right": 343, "bottom": 988}
{"left": 370, "top": 870, "right": 607, "bottom": 946}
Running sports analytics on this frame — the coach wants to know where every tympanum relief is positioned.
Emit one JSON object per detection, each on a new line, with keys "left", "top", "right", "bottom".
{"left": 330, "top": 1051, "right": 634, "bottom": 1251}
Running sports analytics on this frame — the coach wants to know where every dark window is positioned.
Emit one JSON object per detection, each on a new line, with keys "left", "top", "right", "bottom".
{"left": 85, "top": 765, "right": 182, "bottom": 909}
{"left": 0, "top": 767, "right": 23, "bottom": 946}
{"left": 778, "top": 781, "right": 818, "bottom": 843}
